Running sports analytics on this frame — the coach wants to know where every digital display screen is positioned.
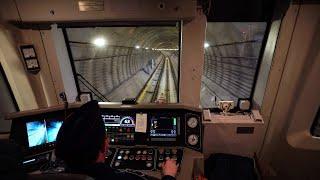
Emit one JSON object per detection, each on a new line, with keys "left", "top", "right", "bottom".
{"left": 26, "top": 119, "right": 62, "bottom": 147}
{"left": 47, "top": 121, "right": 63, "bottom": 143}
{"left": 150, "top": 116, "right": 177, "bottom": 137}
{"left": 101, "top": 114, "right": 135, "bottom": 127}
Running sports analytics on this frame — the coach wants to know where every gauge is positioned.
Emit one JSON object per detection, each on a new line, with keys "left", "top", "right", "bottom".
{"left": 188, "top": 134, "right": 199, "bottom": 146}
{"left": 187, "top": 117, "right": 198, "bottom": 128}
{"left": 120, "top": 116, "right": 135, "bottom": 127}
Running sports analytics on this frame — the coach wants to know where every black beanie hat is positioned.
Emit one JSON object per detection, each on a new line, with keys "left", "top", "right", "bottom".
{"left": 55, "top": 100, "right": 106, "bottom": 167}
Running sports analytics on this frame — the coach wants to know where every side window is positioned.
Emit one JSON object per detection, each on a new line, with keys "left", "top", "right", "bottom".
{"left": 200, "top": 22, "right": 267, "bottom": 108}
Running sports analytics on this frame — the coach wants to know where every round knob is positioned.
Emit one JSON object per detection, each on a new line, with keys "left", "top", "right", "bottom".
{"left": 146, "top": 162, "right": 152, "bottom": 168}
{"left": 114, "top": 161, "right": 120, "bottom": 167}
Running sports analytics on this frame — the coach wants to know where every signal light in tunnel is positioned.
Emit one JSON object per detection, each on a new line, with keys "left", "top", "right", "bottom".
{"left": 93, "top": 37, "right": 106, "bottom": 47}
{"left": 135, "top": 45, "right": 140, "bottom": 49}
{"left": 204, "top": 42, "right": 210, "bottom": 48}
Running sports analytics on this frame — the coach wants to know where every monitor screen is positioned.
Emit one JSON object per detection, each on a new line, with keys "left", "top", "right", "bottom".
{"left": 102, "top": 114, "right": 135, "bottom": 128}
{"left": 46, "top": 120, "right": 63, "bottom": 143}
{"left": 26, "top": 119, "right": 63, "bottom": 147}
{"left": 150, "top": 116, "right": 177, "bottom": 137}
{"left": 26, "top": 121, "right": 47, "bottom": 147}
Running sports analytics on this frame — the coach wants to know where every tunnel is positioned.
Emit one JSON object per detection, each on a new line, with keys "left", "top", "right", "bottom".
{"left": 65, "top": 26, "right": 180, "bottom": 103}
{"left": 200, "top": 22, "right": 266, "bottom": 107}
{"left": 65, "top": 23, "right": 266, "bottom": 106}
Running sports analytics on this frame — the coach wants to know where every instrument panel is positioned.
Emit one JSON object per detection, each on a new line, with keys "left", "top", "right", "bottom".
{"left": 8, "top": 105, "right": 203, "bottom": 172}
{"left": 100, "top": 108, "right": 202, "bottom": 150}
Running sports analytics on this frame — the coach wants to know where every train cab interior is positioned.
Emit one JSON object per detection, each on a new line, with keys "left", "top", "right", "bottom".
{"left": 0, "top": 0, "right": 319, "bottom": 179}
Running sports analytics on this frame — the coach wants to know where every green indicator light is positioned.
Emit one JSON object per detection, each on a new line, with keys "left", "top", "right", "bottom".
{"left": 173, "top": 118, "right": 176, "bottom": 125}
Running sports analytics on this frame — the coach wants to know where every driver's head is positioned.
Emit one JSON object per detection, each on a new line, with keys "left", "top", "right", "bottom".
{"left": 55, "top": 100, "right": 108, "bottom": 167}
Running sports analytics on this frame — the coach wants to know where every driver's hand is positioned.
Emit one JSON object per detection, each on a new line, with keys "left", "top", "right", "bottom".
{"left": 162, "top": 159, "right": 178, "bottom": 177}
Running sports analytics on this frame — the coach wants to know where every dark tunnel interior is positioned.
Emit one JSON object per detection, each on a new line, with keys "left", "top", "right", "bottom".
{"left": 64, "top": 22, "right": 266, "bottom": 106}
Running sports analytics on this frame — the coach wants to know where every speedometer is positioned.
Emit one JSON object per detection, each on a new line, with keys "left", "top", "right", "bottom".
{"left": 188, "top": 134, "right": 199, "bottom": 146}
{"left": 187, "top": 117, "right": 198, "bottom": 128}
{"left": 120, "top": 116, "right": 135, "bottom": 127}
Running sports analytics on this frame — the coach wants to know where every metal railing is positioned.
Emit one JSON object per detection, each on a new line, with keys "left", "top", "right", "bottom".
{"left": 76, "top": 73, "right": 110, "bottom": 102}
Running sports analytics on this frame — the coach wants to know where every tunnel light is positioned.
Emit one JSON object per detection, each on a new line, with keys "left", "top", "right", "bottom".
{"left": 93, "top": 37, "right": 106, "bottom": 47}
{"left": 135, "top": 45, "right": 140, "bottom": 49}
{"left": 145, "top": 47, "right": 149, "bottom": 49}
{"left": 204, "top": 42, "right": 210, "bottom": 48}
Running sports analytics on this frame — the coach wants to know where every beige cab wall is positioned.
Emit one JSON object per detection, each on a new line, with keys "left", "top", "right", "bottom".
{"left": 180, "top": 11, "right": 206, "bottom": 106}
{"left": 259, "top": 4, "right": 320, "bottom": 179}
{"left": 0, "top": 25, "right": 38, "bottom": 110}
{"left": 18, "top": 30, "right": 62, "bottom": 108}
{"left": 0, "top": 0, "right": 196, "bottom": 22}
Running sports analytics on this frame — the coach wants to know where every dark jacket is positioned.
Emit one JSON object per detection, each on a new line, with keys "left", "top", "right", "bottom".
{"left": 66, "top": 163, "right": 175, "bottom": 180}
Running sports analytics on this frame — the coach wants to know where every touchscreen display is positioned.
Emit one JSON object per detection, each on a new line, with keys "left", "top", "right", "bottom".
{"left": 150, "top": 116, "right": 177, "bottom": 137}
{"left": 26, "top": 119, "right": 62, "bottom": 147}
{"left": 101, "top": 114, "right": 135, "bottom": 127}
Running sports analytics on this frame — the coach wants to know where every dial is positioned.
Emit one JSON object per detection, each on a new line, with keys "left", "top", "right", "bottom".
{"left": 120, "top": 116, "right": 135, "bottom": 127}
{"left": 187, "top": 117, "right": 198, "bottom": 128}
{"left": 188, "top": 134, "right": 199, "bottom": 146}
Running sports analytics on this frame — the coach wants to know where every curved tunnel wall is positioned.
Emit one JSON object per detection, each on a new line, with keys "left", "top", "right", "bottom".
{"left": 66, "top": 26, "right": 179, "bottom": 102}
{"left": 200, "top": 22, "right": 267, "bottom": 108}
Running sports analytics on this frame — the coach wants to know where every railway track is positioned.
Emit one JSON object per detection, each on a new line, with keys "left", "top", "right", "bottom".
{"left": 136, "top": 56, "right": 177, "bottom": 103}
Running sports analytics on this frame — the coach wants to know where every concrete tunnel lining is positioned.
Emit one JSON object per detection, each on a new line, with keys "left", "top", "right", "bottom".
{"left": 65, "top": 26, "right": 180, "bottom": 103}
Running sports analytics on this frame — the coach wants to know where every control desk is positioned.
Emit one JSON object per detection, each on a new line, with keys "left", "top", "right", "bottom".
{"left": 7, "top": 103, "right": 204, "bottom": 180}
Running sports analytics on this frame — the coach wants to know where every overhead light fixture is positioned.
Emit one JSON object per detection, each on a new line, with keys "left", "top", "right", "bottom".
{"left": 93, "top": 37, "right": 106, "bottom": 47}
{"left": 135, "top": 45, "right": 140, "bottom": 49}
{"left": 204, "top": 42, "right": 210, "bottom": 48}
{"left": 145, "top": 47, "right": 149, "bottom": 49}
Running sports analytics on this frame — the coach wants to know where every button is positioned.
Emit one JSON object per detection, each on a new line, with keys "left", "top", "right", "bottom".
{"left": 158, "top": 162, "right": 162, "bottom": 168}
{"left": 119, "top": 150, "right": 124, "bottom": 154}
{"left": 135, "top": 156, "right": 140, "bottom": 160}
{"left": 165, "top": 149, "right": 170, "bottom": 155}
{"left": 125, "top": 150, "right": 130, "bottom": 154}
{"left": 136, "top": 150, "right": 141, "bottom": 154}
{"left": 159, "top": 148, "right": 164, "bottom": 154}
{"left": 165, "top": 157, "right": 170, "bottom": 160}
{"left": 147, "top": 155, "right": 152, "bottom": 161}
{"left": 172, "top": 149, "right": 177, "bottom": 154}
{"left": 115, "top": 161, "right": 120, "bottom": 167}
{"left": 129, "top": 155, "right": 134, "bottom": 160}
{"left": 172, "top": 155, "right": 177, "bottom": 160}
{"left": 141, "top": 155, "right": 146, "bottom": 161}
{"left": 148, "top": 149, "right": 153, "bottom": 154}
{"left": 159, "top": 155, "right": 163, "bottom": 160}
{"left": 142, "top": 150, "right": 147, "bottom": 155}
{"left": 146, "top": 162, "right": 152, "bottom": 168}
{"left": 123, "top": 155, "right": 128, "bottom": 160}
{"left": 117, "top": 155, "right": 122, "bottom": 160}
